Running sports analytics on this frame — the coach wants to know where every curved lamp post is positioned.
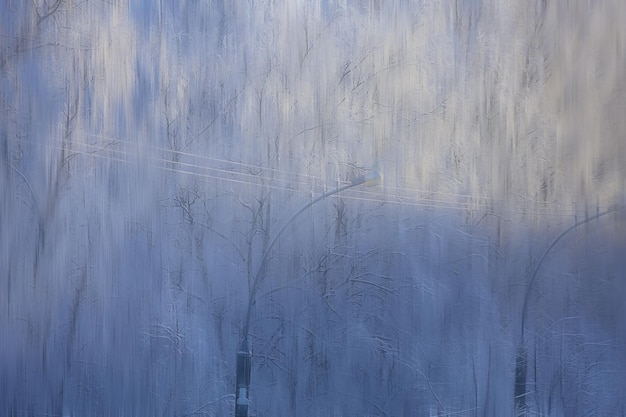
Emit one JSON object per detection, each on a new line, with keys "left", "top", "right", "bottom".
{"left": 235, "top": 169, "right": 382, "bottom": 417}
{"left": 514, "top": 203, "right": 623, "bottom": 413}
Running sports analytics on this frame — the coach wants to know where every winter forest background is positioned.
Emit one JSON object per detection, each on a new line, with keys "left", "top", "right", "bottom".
{"left": 1, "top": 1, "right": 625, "bottom": 416}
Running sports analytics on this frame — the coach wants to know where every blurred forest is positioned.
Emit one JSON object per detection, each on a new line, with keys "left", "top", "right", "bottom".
{"left": 1, "top": 1, "right": 625, "bottom": 416}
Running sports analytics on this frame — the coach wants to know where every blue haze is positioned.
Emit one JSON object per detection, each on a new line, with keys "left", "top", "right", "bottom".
{"left": 1, "top": 1, "right": 625, "bottom": 416}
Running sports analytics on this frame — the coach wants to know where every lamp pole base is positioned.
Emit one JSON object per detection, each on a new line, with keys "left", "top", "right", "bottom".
{"left": 234, "top": 339, "right": 251, "bottom": 417}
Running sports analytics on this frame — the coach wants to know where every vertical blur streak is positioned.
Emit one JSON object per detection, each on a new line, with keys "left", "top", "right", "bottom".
{"left": 0, "top": 1, "right": 624, "bottom": 416}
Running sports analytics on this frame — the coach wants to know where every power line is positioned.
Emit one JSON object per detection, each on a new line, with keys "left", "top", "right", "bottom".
{"left": 79, "top": 132, "right": 595, "bottom": 217}
{"left": 81, "top": 131, "right": 324, "bottom": 183}
{"left": 6, "top": 134, "right": 611, "bottom": 219}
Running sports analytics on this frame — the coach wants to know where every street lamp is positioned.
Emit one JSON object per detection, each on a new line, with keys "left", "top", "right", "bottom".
{"left": 234, "top": 169, "right": 382, "bottom": 417}
{"left": 514, "top": 203, "right": 622, "bottom": 413}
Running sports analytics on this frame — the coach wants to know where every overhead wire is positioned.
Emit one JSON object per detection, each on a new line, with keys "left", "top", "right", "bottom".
{"left": 6, "top": 133, "right": 611, "bottom": 219}
{"left": 7, "top": 133, "right": 592, "bottom": 218}
{"left": 81, "top": 131, "right": 324, "bottom": 184}
{"left": 35, "top": 129, "right": 592, "bottom": 212}
{"left": 41, "top": 138, "right": 314, "bottom": 194}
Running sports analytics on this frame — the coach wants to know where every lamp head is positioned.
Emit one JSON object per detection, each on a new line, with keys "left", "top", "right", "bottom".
{"left": 351, "top": 169, "right": 382, "bottom": 187}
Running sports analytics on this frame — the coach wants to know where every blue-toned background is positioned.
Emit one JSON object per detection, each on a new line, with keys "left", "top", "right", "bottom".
{"left": 1, "top": 1, "right": 625, "bottom": 415}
